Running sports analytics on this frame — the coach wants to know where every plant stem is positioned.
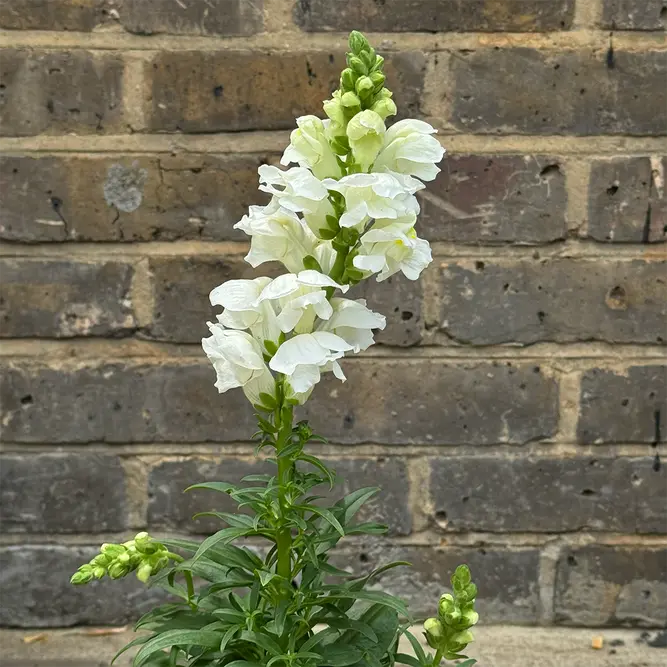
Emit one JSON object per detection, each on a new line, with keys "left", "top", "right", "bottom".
{"left": 433, "top": 649, "right": 443, "bottom": 666}
{"left": 326, "top": 245, "right": 350, "bottom": 298}
{"left": 274, "top": 396, "right": 294, "bottom": 584}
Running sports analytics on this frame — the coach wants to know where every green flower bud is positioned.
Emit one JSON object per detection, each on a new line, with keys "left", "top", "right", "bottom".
{"left": 348, "top": 55, "right": 367, "bottom": 76}
{"left": 355, "top": 75, "right": 374, "bottom": 100}
{"left": 373, "top": 55, "right": 385, "bottom": 72}
{"left": 341, "top": 68, "right": 356, "bottom": 91}
{"left": 439, "top": 593, "right": 455, "bottom": 616}
{"left": 443, "top": 607, "right": 462, "bottom": 627}
{"left": 348, "top": 30, "right": 370, "bottom": 55}
{"left": 423, "top": 617, "right": 445, "bottom": 649}
{"left": 108, "top": 562, "right": 130, "bottom": 580}
{"left": 341, "top": 91, "right": 361, "bottom": 108}
{"left": 136, "top": 562, "right": 153, "bottom": 584}
{"left": 462, "top": 609, "right": 480, "bottom": 627}
{"left": 100, "top": 543, "right": 126, "bottom": 558}
{"left": 91, "top": 553, "right": 111, "bottom": 567}
{"left": 449, "top": 629, "right": 474, "bottom": 653}
{"left": 70, "top": 569, "right": 94, "bottom": 585}
{"left": 135, "top": 532, "right": 161, "bottom": 555}
{"left": 369, "top": 71, "right": 385, "bottom": 91}
{"left": 453, "top": 564, "right": 472, "bottom": 587}
{"left": 465, "top": 583, "right": 478, "bottom": 600}
{"left": 92, "top": 566, "right": 106, "bottom": 579}
{"left": 361, "top": 48, "right": 376, "bottom": 71}
{"left": 340, "top": 227, "right": 360, "bottom": 246}
{"left": 370, "top": 97, "right": 397, "bottom": 121}
{"left": 117, "top": 551, "right": 131, "bottom": 564}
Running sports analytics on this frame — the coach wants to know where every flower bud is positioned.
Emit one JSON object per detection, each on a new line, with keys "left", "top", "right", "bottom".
{"left": 346, "top": 109, "right": 386, "bottom": 171}
{"left": 108, "top": 562, "right": 130, "bottom": 580}
{"left": 423, "top": 617, "right": 444, "bottom": 649}
{"left": 373, "top": 55, "right": 385, "bottom": 71}
{"left": 91, "top": 553, "right": 111, "bottom": 567}
{"left": 370, "top": 97, "right": 397, "bottom": 121}
{"left": 439, "top": 593, "right": 456, "bottom": 616}
{"left": 443, "top": 606, "right": 461, "bottom": 627}
{"left": 462, "top": 609, "right": 479, "bottom": 627}
{"left": 341, "top": 91, "right": 361, "bottom": 109}
{"left": 341, "top": 68, "right": 356, "bottom": 91}
{"left": 369, "top": 71, "right": 386, "bottom": 91}
{"left": 70, "top": 569, "right": 94, "bottom": 585}
{"left": 361, "top": 48, "right": 376, "bottom": 71}
{"left": 136, "top": 562, "right": 153, "bottom": 584}
{"left": 449, "top": 630, "right": 474, "bottom": 653}
{"left": 348, "top": 30, "right": 370, "bottom": 55}
{"left": 100, "top": 543, "right": 125, "bottom": 558}
{"left": 355, "top": 76, "right": 374, "bottom": 100}
{"left": 453, "top": 564, "right": 472, "bottom": 587}
{"left": 92, "top": 566, "right": 106, "bottom": 579}
{"left": 117, "top": 551, "right": 131, "bottom": 564}
{"left": 348, "top": 56, "right": 367, "bottom": 76}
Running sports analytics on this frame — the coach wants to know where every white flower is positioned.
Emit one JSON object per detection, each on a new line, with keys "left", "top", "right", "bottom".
{"left": 317, "top": 298, "right": 386, "bottom": 352}
{"left": 354, "top": 217, "right": 432, "bottom": 281}
{"left": 234, "top": 199, "right": 318, "bottom": 273}
{"left": 323, "top": 90, "right": 347, "bottom": 136}
{"left": 202, "top": 325, "right": 275, "bottom": 405}
{"left": 281, "top": 115, "right": 342, "bottom": 180}
{"left": 209, "top": 277, "right": 281, "bottom": 352}
{"left": 258, "top": 165, "right": 334, "bottom": 237}
{"left": 374, "top": 119, "right": 445, "bottom": 182}
{"left": 323, "top": 172, "right": 422, "bottom": 229}
{"left": 256, "top": 270, "right": 349, "bottom": 335}
{"left": 346, "top": 109, "right": 386, "bottom": 171}
{"left": 270, "top": 331, "right": 353, "bottom": 395}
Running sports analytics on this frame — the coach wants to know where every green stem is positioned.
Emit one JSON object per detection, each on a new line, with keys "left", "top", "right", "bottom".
{"left": 326, "top": 246, "right": 350, "bottom": 298}
{"left": 433, "top": 649, "right": 443, "bottom": 666}
{"left": 274, "top": 393, "right": 294, "bottom": 585}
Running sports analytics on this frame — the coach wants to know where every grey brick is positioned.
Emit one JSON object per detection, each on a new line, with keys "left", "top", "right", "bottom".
{"left": 587, "top": 157, "right": 667, "bottom": 243}
{"left": 149, "top": 456, "right": 411, "bottom": 536}
{"left": 1, "top": 361, "right": 559, "bottom": 445}
{"left": 0, "top": 0, "right": 107, "bottom": 30}
{"left": 578, "top": 366, "right": 667, "bottom": 444}
{"left": 420, "top": 155, "right": 567, "bottom": 244}
{"left": 146, "top": 51, "right": 425, "bottom": 132}
{"left": 430, "top": 456, "right": 666, "bottom": 534}
{"left": 302, "top": 361, "right": 559, "bottom": 445}
{"left": 0, "top": 49, "right": 123, "bottom": 136}
{"left": 555, "top": 546, "right": 667, "bottom": 627}
{"left": 439, "top": 259, "right": 667, "bottom": 345}
{"left": 0, "top": 454, "right": 127, "bottom": 533}
{"left": 449, "top": 49, "right": 667, "bottom": 135}
{"left": 0, "top": 546, "right": 166, "bottom": 627}
{"left": 0, "top": 155, "right": 272, "bottom": 242}
{"left": 120, "top": 0, "right": 263, "bottom": 36}
{"left": 295, "top": 0, "right": 575, "bottom": 32}
{"left": 0, "top": 259, "right": 135, "bottom": 338}
{"left": 600, "top": 0, "right": 666, "bottom": 29}
{"left": 331, "top": 545, "right": 540, "bottom": 623}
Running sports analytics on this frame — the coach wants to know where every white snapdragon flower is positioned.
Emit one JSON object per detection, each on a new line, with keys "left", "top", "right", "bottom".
{"left": 281, "top": 116, "right": 342, "bottom": 180}
{"left": 234, "top": 199, "right": 318, "bottom": 273}
{"left": 270, "top": 331, "right": 353, "bottom": 395}
{"left": 202, "top": 326, "right": 275, "bottom": 405}
{"left": 258, "top": 165, "right": 334, "bottom": 236}
{"left": 374, "top": 119, "right": 445, "bottom": 182}
{"left": 317, "top": 298, "right": 386, "bottom": 352}
{"left": 209, "top": 277, "right": 281, "bottom": 353}
{"left": 346, "top": 109, "right": 386, "bottom": 172}
{"left": 256, "top": 270, "right": 349, "bottom": 335}
{"left": 354, "top": 216, "right": 432, "bottom": 281}
{"left": 323, "top": 172, "right": 422, "bottom": 229}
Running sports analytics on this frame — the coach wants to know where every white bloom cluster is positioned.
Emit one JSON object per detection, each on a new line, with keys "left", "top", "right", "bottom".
{"left": 203, "top": 33, "right": 444, "bottom": 407}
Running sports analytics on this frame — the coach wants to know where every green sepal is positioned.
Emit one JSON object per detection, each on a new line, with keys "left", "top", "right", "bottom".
{"left": 302, "top": 255, "right": 323, "bottom": 272}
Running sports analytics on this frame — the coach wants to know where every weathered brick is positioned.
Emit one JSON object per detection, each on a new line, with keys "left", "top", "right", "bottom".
{"left": 587, "top": 157, "right": 667, "bottom": 243}
{"left": 0, "top": 49, "right": 123, "bottom": 136}
{"left": 430, "top": 456, "right": 666, "bottom": 533}
{"left": 295, "top": 0, "right": 575, "bottom": 32}
{"left": 555, "top": 546, "right": 667, "bottom": 627}
{"left": 147, "top": 257, "right": 256, "bottom": 343}
{"left": 146, "top": 51, "right": 425, "bottom": 132}
{"left": 0, "top": 0, "right": 106, "bottom": 30}
{"left": 449, "top": 49, "right": 667, "bottom": 135}
{"left": 600, "top": 0, "right": 666, "bottom": 30}
{"left": 0, "top": 454, "right": 127, "bottom": 533}
{"left": 302, "top": 361, "right": 559, "bottom": 445}
{"left": 1, "top": 361, "right": 558, "bottom": 445}
{"left": 0, "top": 361, "right": 254, "bottom": 444}
{"left": 439, "top": 259, "right": 667, "bottom": 345}
{"left": 149, "top": 456, "right": 411, "bottom": 535}
{"left": 578, "top": 366, "right": 667, "bottom": 444}
{"left": 0, "top": 155, "right": 271, "bottom": 242}
{"left": 354, "top": 273, "right": 423, "bottom": 346}
{"left": 0, "top": 259, "right": 135, "bottom": 338}
{"left": 121, "top": 0, "right": 263, "bottom": 35}
{"left": 331, "top": 545, "right": 540, "bottom": 622}
{"left": 420, "top": 155, "right": 567, "bottom": 244}
{"left": 0, "top": 546, "right": 166, "bottom": 627}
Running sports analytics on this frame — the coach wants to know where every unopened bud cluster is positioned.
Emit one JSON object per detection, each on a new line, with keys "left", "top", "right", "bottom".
{"left": 423, "top": 565, "right": 479, "bottom": 661}
{"left": 70, "top": 533, "right": 172, "bottom": 585}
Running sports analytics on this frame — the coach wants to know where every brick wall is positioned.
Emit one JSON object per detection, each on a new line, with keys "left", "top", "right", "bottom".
{"left": 0, "top": 0, "right": 666, "bottom": 629}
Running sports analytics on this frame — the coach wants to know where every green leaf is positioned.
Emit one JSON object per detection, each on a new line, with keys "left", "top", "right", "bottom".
{"left": 303, "top": 255, "right": 323, "bottom": 272}
{"left": 318, "top": 644, "right": 363, "bottom": 667}
{"left": 192, "top": 512, "right": 256, "bottom": 529}
{"left": 185, "top": 482, "right": 237, "bottom": 495}
{"left": 193, "top": 528, "right": 253, "bottom": 563}
{"left": 319, "top": 228, "right": 338, "bottom": 240}
{"left": 111, "top": 634, "right": 151, "bottom": 664}
{"left": 395, "top": 654, "right": 422, "bottom": 667}
{"left": 456, "top": 661, "right": 477, "bottom": 667}
{"left": 297, "top": 453, "right": 336, "bottom": 488}
{"left": 314, "top": 590, "right": 410, "bottom": 617}
{"left": 133, "top": 630, "right": 222, "bottom": 667}
{"left": 297, "top": 504, "right": 345, "bottom": 536}
{"left": 345, "top": 522, "right": 388, "bottom": 535}
{"left": 336, "top": 487, "right": 379, "bottom": 524}
{"left": 240, "top": 630, "right": 283, "bottom": 656}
